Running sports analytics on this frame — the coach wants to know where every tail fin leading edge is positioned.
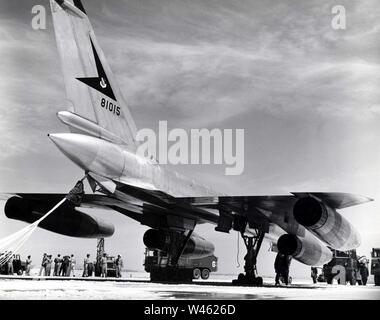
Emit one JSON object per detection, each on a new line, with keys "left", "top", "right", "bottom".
{"left": 50, "top": 0, "right": 137, "bottom": 148}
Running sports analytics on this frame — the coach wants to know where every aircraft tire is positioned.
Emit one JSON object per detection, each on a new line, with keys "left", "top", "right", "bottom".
{"left": 201, "top": 268, "right": 210, "bottom": 280}
{"left": 193, "top": 268, "right": 201, "bottom": 280}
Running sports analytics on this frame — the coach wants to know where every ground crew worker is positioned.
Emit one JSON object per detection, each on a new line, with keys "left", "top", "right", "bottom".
{"left": 54, "top": 254, "right": 62, "bottom": 276}
{"left": 116, "top": 255, "right": 123, "bottom": 278}
{"left": 63, "top": 255, "right": 71, "bottom": 277}
{"left": 282, "top": 254, "right": 292, "bottom": 285}
{"left": 7, "top": 255, "right": 14, "bottom": 275}
{"left": 70, "top": 254, "right": 76, "bottom": 277}
{"left": 88, "top": 260, "right": 94, "bottom": 277}
{"left": 25, "top": 255, "right": 32, "bottom": 276}
{"left": 357, "top": 258, "right": 369, "bottom": 285}
{"left": 101, "top": 253, "right": 107, "bottom": 278}
{"left": 275, "top": 253, "right": 284, "bottom": 285}
{"left": 83, "top": 254, "right": 90, "bottom": 277}
{"left": 59, "top": 256, "right": 66, "bottom": 276}
{"left": 45, "top": 255, "right": 52, "bottom": 276}
{"left": 39, "top": 253, "right": 47, "bottom": 276}
{"left": 311, "top": 267, "right": 318, "bottom": 284}
{"left": 275, "top": 253, "right": 291, "bottom": 285}
{"left": 359, "top": 261, "right": 369, "bottom": 285}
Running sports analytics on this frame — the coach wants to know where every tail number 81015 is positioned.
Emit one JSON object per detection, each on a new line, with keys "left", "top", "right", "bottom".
{"left": 101, "top": 98, "right": 120, "bottom": 116}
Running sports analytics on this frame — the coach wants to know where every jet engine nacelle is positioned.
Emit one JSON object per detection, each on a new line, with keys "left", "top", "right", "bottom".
{"left": 277, "top": 234, "right": 333, "bottom": 266}
{"left": 293, "top": 197, "right": 360, "bottom": 251}
{"left": 143, "top": 229, "right": 215, "bottom": 259}
{"left": 4, "top": 196, "right": 114, "bottom": 238}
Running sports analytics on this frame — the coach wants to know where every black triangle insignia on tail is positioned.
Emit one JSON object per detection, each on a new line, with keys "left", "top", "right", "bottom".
{"left": 76, "top": 38, "right": 117, "bottom": 101}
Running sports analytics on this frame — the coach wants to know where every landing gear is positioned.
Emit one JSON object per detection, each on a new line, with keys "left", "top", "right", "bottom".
{"left": 232, "top": 228, "right": 265, "bottom": 286}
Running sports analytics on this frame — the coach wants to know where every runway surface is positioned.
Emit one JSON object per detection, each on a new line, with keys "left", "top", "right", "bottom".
{"left": 0, "top": 274, "right": 379, "bottom": 299}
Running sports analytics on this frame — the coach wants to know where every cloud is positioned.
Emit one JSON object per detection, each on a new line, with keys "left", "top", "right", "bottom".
{"left": 83, "top": 0, "right": 380, "bottom": 128}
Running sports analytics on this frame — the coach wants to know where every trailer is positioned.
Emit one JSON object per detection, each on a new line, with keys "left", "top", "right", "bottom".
{"left": 371, "top": 248, "right": 380, "bottom": 286}
{"left": 144, "top": 248, "right": 218, "bottom": 282}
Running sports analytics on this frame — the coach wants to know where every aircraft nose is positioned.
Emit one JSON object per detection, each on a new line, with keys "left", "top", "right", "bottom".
{"left": 49, "top": 133, "right": 125, "bottom": 179}
{"left": 49, "top": 133, "right": 99, "bottom": 171}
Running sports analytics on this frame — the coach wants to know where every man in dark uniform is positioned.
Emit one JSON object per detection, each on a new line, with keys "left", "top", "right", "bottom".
{"left": 54, "top": 254, "right": 62, "bottom": 276}
{"left": 275, "top": 252, "right": 292, "bottom": 285}
{"left": 359, "top": 259, "right": 369, "bottom": 285}
{"left": 25, "top": 255, "right": 32, "bottom": 276}
{"left": 275, "top": 253, "right": 284, "bottom": 285}
{"left": 115, "top": 255, "right": 123, "bottom": 278}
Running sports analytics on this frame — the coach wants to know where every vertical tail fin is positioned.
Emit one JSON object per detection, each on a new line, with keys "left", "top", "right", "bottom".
{"left": 50, "top": 0, "right": 137, "bottom": 148}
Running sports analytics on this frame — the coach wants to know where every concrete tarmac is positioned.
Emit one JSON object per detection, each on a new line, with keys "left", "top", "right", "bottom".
{"left": 0, "top": 274, "right": 379, "bottom": 299}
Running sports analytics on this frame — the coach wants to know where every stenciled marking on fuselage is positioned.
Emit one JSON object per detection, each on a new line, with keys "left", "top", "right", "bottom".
{"left": 101, "top": 97, "right": 120, "bottom": 116}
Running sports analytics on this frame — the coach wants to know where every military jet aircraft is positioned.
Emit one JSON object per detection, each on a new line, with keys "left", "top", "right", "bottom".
{"left": 2, "top": 0, "right": 373, "bottom": 284}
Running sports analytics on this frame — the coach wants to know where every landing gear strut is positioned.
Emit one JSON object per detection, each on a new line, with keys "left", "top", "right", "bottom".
{"left": 232, "top": 228, "right": 265, "bottom": 286}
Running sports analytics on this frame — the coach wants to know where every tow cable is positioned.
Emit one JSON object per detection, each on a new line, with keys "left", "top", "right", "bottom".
{"left": 0, "top": 176, "right": 87, "bottom": 268}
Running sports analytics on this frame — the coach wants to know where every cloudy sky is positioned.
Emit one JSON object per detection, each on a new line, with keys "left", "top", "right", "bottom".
{"left": 0, "top": 0, "right": 379, "bottom": 278}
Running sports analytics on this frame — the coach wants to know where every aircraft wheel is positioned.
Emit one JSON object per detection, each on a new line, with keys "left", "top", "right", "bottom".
{"left": 193, "top": 268, "right": 201, "bottom": 280}
{"left": 201, "top": 268, "right": 210, "bottom": 280}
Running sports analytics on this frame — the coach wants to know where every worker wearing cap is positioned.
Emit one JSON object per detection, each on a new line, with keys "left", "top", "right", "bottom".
{"left": 116, "top": 254, "right": 123, "bottom": 278}
{"left": 101, "top": 253, "right": 107, "bottom": 278}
